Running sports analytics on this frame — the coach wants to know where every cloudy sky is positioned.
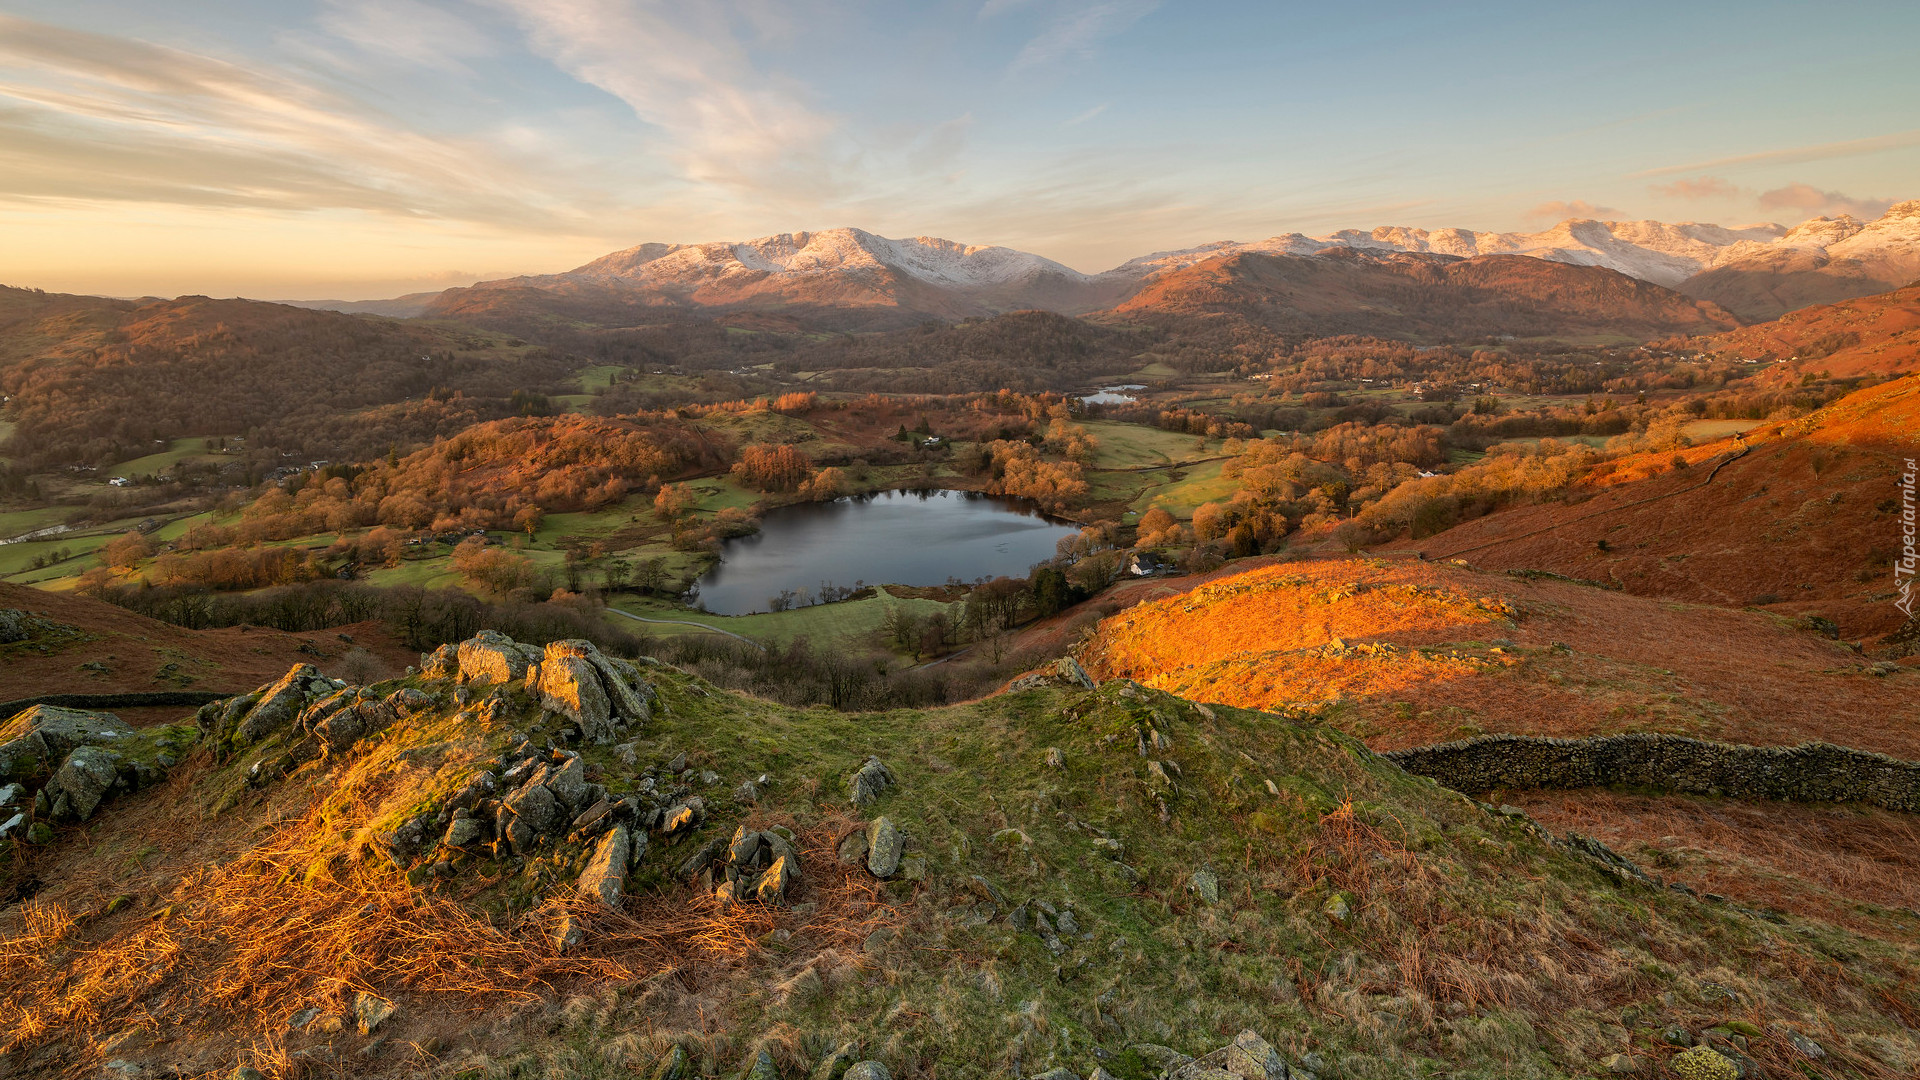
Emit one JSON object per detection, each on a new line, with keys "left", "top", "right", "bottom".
{"left": 2, "top": 0, "right": 1916, "bottom": 299}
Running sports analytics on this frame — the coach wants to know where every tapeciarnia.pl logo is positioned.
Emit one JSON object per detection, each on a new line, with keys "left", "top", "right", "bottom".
{"left": 1899, "top": 457, "right": 1917, "bottom": 619}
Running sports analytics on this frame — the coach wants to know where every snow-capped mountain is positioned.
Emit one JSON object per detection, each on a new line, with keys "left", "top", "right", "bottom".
{"left": 1679, "top": 200, "right": 1920, "bottom": 318}
{"left": 1107, "top": 220, "right": 1791, "bottom": 288}
{"left": 483, "top": 227, "right": 1133, "bottom": 319}
{"left": 395, "top": 204, "right": 1920, "bottom": 328}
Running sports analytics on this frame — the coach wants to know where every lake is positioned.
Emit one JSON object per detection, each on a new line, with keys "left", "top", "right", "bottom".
{"left": 1079, "top": 383, "right": 1146, "bottom": 405}
{"left": 689, "top": 489, "right": 1081, "bottom": 615}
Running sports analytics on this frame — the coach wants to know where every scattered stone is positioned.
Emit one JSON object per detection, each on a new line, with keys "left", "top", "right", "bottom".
{"left": 866, "top": 816, "right": 904, "bottom": 878}
{"left": 1043, "top": 747, "right": 1065, "bottom": 769}
{"left": 45, "top": 744, "right": 120, "bottom": 822}
{"left": 843, "top": 1062, "right": 890, "bottom": 1080}
{"left": 653, "top": 1046, "right": 692, "bottom": 1080}
{"left": 1189, "top": 868, "right": 1221, "bottom": 905}
{"left": 577, "top": 826, "right": 631, "bottom": 907}
{"left": 552, "top": 913, "right": 584, "bottom": 953}
{"left": 811, "top": 1043, "right": 862, "bottom": 1080}
{"left": 848, "top": 756, "right": 897, "bottom": 807}
{"left": 1128, "top": 1046, "right": 1193, "bottom": 1074}
{"left": 1222, "top": 1030, "right": 1288, "bottom": 1080}
{"left": 744, "top": 1049, "right": 780, "bottom": 1080}
{"left": 1782, "top": 1030, "right": 1825, "bottom": 1059}
{"left": 1323, "top": 892, "right": 1353, "bottom": 924}
{"left": 351, "top": 992, "right": 395, "bottom": 1035}
{"left": 862, "top": 927, "right": 895, "bottom": 954}
{"left": 1600, "top": 1053, "right": 1634, "bottom": 1074}
{"left": 837, "top": 829, "right": 869, "bottom": 865}
{"left": 1669, "top": 1046, "right": 1737, "bottom": 1080}
{"left": 231, "top": 1068, "right": 266, "bottom": 1080}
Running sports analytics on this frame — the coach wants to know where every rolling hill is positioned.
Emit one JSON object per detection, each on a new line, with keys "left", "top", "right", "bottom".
{"left": 1106, "top": 248, "right": 1742, "bottom": 342}
{"left": 1686, "top": 283, "right": 1920, "bottom": 385}
{"left": 1413, "top": 374, "right": 1920, "bottom": 643}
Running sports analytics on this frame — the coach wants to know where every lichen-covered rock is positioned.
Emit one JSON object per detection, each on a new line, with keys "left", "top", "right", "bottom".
{"left": 847, "top": 756, "right": 896, "bottom": 807}
{"left": 1669, "top": 1046, "right": 1738, "bottom": 1080}
{"left": 756, "top": 854, "right": 797, "bottom": 905}
{"left": 0, "top": 705, "right": 132, "bottom": 783}
{"left": 419, "top": 644, "right": 458, "bottom": 680}
{"left": 0, "top": 608, "right": 29, "bottom": 644}
{"left": 352, "top": 992, "right": 395, "bottom": 1035}
{"left": 866, "top": 816, "right": 903, "bottom": 879}
{"left": 586, "top": 650, "right": 656, "bottom": 724}
{"left": 577, "top": 825, "right": 631, "bottom": 907}
{"left": 232, "top": 665, "right": 340, "bottom": 749}
{"left": 1007, "top": 656, "right": 1098, "bottom": 693}
{"left": 536, "top": 645, "right": 616, "bottom": 744}
{"left": 843, "top": 1063, "right": 890, "bottom": 1080}
{"left": 457, "top": 630, "right": 533, "bottom": 686}
{"left": 46, "top": 745, "right": 121, "bottom": 822}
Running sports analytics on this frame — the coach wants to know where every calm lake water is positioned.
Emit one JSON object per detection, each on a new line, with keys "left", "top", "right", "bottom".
{"left": 1079, "top": 383, "right": 1146, "bottom": 405}
{"left": 690, "top": 489, "right": 1080, "bottom": 615}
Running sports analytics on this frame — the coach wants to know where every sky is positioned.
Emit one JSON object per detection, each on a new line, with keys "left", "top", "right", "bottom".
{"left": 1, "top": 0, "right": 1917, "bottom": 300}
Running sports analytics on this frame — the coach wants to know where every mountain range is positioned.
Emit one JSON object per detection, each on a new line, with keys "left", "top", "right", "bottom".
{"left": 312, "top": 202, "right": 1920, "bottom": 328}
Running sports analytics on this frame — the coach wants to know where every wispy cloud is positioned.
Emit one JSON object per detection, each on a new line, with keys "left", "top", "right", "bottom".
{"left": 484, "top": 0, "right": 838, "bottom": 196}
{"left": 0, "top": 14, "right": 596, "bottom": 227}
{"left": 1757, "top": 183, "right": 1894, "bottom": 220}
{"left": 1010, "top": 1, "right": 1159, "bottom": 73}
{"left": 1631, "top": 129, "right": 1920, "bottom": 178}
{"left": 1526, "top": 199, "right": 1619, "bottom": 222}
{"left": 317, "top": 0, "right": 496, "bottom": 73}
{"left": 1063, "top": 102, "right": 1108, "bottom": 126}
{"left": 1652, "top": 176, "right": 1740, "bottom": 200}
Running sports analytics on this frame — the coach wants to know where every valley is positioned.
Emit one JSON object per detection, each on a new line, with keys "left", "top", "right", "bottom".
{"left": 2, "top": 208, "right": 1918, "bottom": 1080}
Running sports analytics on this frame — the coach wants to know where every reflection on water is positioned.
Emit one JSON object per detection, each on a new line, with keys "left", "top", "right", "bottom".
{"left": 689, "top": 489, "right": 1080, "bottom": 615}
{"left": 1079, "top": 383, "right": 1146, "bottom": 406}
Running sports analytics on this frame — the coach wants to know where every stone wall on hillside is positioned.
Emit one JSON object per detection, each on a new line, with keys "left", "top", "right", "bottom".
{"left": 1384, "top": 733, "right": 1920, "bottom": 813}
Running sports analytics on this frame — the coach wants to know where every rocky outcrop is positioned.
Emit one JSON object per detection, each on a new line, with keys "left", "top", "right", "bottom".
{"left": 199, "top": 664, "right": 346, "bottom": 758}
{"left": 713, "top": 824, "right": 801, "bottom": 907}
{"left": 0, "top": 704, "right": 199, "bottom": 826}
{"left": 0, "top": 705, "right": 133, "bottom": 783}
{"left": 847, "top": 757, "right": 896, "bottom": 807}
{"left": 577, "top": 825, "right": 632, "bottom": 907}
{"left": 455, "top": 630, "right": 542, "bottom": 686}
{"left": 1386, "top": 733, "right": 1920, "bottom": 813}
{"left": 1007, "top": 657, "right": 1097, "bottom": 693}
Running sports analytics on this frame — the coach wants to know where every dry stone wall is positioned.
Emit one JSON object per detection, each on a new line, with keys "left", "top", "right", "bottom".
{"left": 1385, "top": 733, "right": 1920, "bottom": 813}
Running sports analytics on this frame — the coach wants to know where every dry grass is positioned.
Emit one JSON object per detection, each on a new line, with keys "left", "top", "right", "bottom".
{"left": 1078, "top": 556, "right": 1919, "bottom": 754}
{"left": 0, "top": 748, "right": 901, "bottom": 1078}
{"left": 1507, "top": 790, "right": 1920, "bottom": 941}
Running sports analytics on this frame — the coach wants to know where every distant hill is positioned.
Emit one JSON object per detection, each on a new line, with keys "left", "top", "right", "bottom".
{"left": 0, "top": 286, "right": 570, "bottom": 466}
{"left": 1105, "top": 249, "right": 1742, "bottom": 342}
{"left": 1677, "top": 201, "right": 1920, "bottom": 320}
{"left": 1685, "top": 282, "right": 1920, "bottom": 385}
{"left": 1413, "top": 374, "right": 1920, "bottom": 642}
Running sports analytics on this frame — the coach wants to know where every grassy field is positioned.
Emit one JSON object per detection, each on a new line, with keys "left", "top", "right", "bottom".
{"left": 1127, "top": 459, "right": 1236, "bottom": 516}
{"left": 1082, "top": 421, "right": 1218, "bottom": 469}
{"left": 609, "top": 586, "right": 960, "bottom": 649}
{"left": 0, "top": 505, "right": 76, "bottom": 540}
{"left": 1682, "top": 418, "right": 1763, "bottom": 441}
{"left": 108, "top": 437, "right": 237, "bottom": 478}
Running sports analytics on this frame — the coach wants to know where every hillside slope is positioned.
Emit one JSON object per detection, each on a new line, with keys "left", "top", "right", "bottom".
{"left": 1078, "top": 557, "right": 1914, "bottom": 755}
{"left": 1413, "top": 375, "right": 1920, "bottom": 640}
{"left": 3, "top": 632, "right": 1917, "bottom": 1078}
{"left": 1679, "top": 201, "right": 1920, "bottom": 320}
{"left": 1107, "top": 250, "right": 1741, "bottom": 342}
{"left": 1688, "top": 283, "right": 1920, "bottom": 385}
{"left": 0, "top": 583, "right": 413, "bottom": 723}
{"left": 0, "top": 287, "right": 571, "bottom": 466}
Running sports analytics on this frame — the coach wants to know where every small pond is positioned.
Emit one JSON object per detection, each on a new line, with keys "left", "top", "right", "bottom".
{"left": 1079, "top": 383, "right": 1146, "bottom": 406}
{"left": 689, "top": 489, "right": 1080, "bottom": 615}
